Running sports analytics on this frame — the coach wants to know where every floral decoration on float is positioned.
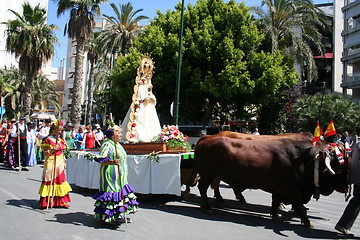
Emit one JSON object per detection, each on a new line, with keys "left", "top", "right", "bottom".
{"left": 159, "top": 125, "right": 191, "bottom": 152}
{"left": 121, "top": 125, "right": 192, "bottom": 155}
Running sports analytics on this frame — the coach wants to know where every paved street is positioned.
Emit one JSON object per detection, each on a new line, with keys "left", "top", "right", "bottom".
{"left": 1, "top": 162, "right": 360, "bottom": 240}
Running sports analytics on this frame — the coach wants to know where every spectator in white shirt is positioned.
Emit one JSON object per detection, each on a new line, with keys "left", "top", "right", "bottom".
{"left": 39, "top": 119, "right": 51, "bottom": 140}
{"left": 93, "top": 124, "right": 104, "bottom": 148}
{"left": 252, "top": 127, "right": 260, "bottom": 135}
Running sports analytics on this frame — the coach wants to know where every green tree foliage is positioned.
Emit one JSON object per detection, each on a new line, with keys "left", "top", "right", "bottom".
{"left": 0, "top": 67, "right": 59, "bottom": 118}
{"left": 0, "top": 67, "right": 24, "bottom": 117}
{"left": 290, "top": 93, "right": 360, "bottom": 135}
{"left": 31, "top": 74, "right": 60, "bottom": 113}
{"left": 2, "top": 2, "right": 58, "bottom": 120}
{"left": 108, "top": 49, "right": 142, "bottom": 117}
{"left": 84, "top": 32, "right": 101, "bottom": 125}
{"left": 110, "top": 0, "right": 298, "bottom": 129}
{"left": 249, "top": 51, "right": 299, "bottom": 133}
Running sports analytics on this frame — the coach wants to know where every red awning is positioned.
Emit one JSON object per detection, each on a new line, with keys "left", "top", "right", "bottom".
{"left": 314, "top": 53, "right": 334, "bottom": 58}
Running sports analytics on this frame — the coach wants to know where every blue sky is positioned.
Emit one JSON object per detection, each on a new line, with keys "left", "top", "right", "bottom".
{"left": 47, "top": 0, "right": 332, "bottom": 68}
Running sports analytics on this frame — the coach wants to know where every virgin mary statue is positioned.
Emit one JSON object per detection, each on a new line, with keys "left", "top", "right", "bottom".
{"left": 121, "top": 56, "right": 162, "bottom": 142}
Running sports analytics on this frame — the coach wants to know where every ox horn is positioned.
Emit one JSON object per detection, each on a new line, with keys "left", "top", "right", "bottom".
{"left": 325, "top": 156, "right": 335, "bottom": 175}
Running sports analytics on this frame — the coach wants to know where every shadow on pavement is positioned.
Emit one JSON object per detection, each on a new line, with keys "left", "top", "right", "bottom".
{"left": 70, "top": 185, "right": 98, "bottom": 197}
{"left": 0, "top": 163, "right": 44, "bottom": 171}
{"left": 137, "top": 192, "right": 352, "bottom": 239}
{"left": 27, "top": 177, "right": 42, "bottom": 183}
{"left": 47, "top": 212, "right": 126, "bottom": 231}
{"left": 6, "top": 197, "right": 124, "bottom": 231}
{"left": 0, "top": 165, "right": 18, "bottom": 172}
{"left": 6, "top": 199, "right": 47, "bottom": 214}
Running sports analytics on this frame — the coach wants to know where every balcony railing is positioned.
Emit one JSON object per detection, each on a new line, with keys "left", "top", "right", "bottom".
{"left": 344, "top": 72, "right": 360, "bottom": 83}
{"left": 346, "top": 0, "right": 357, "bottom": 4}
{"left": 348, "top": 47, "right": 360, "bottom": 56}
{"left": 348, "top": 18, "right": 360, "bottom": 29}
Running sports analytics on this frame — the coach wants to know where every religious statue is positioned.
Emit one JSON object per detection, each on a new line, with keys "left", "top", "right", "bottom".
{"left": 121, "top": 56, "right": 162, "bottom": 142}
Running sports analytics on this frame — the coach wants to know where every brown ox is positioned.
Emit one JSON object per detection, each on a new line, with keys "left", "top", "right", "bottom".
{"left": 217, "top": 131, "right": 313, "bottom": 142}
{"left": 195, "top": 135, "right": 349, "bottom": 227}
{"left": 210, "top": 132, "right": 313, "bottom": 202}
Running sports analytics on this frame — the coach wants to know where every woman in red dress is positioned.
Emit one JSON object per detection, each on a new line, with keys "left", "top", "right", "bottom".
{"left": 83, "top": 125, "right": 101, "bottom": 149}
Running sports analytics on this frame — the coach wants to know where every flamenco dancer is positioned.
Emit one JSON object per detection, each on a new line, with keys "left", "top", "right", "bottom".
{"left": 38, "top": 120, "right": 72, "bottom": 209}
{"left": 93, "top": 125, "right": 139, "bottom": 224}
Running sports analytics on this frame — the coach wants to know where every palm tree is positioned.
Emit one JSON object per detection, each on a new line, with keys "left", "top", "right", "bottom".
{"left": 1, "top": 67, "right": 26, "bottom": 116}
{"left": 56, "top": 0, "right": 106, "bottom": 128}
{"left": 97, "top": 2, "right": 149, "bottom": 59}
{"left": 31, "top": 74, "right": 61, "bottom": 113}
{"left": 93, "top": 59, "right": 112, "bottom": 91}
{"left": 1, "top": 67, "right": 60, "bottom": 117}
{"left": 2, "top": 3, "right": 58, "bottom": 120}
{"left": 84, "top": 33, "right": 102, "bottom": 125}
{"left": 290, "top": 93, "right": 360, "bottom": 134}
{"left": 251, "top": 0, "right": 327, "bottom": 82}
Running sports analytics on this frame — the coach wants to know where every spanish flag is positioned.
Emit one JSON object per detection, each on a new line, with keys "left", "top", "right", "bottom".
{"left": 324, "top": 120, "right": 337, "bottom": 138}
{"left": 312, "top": 121, "right": 323, "bottom": 145}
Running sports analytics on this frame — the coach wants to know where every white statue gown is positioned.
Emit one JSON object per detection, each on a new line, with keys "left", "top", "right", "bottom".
{"left": 122, "top": 84, "right": 161, "bottom": 142}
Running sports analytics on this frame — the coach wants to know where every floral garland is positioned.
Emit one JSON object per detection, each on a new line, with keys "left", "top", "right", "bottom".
{"left": 146, "top": 151, "right": 160, "bottom": 163}
{"left": 84, "top": 153, "right": 95, "bottom": 161}
{"left": 126, "top": 55, "right": 155, "bottom": 143}
{"left": 64, "top": 148, "right": 72, "bottom": 159}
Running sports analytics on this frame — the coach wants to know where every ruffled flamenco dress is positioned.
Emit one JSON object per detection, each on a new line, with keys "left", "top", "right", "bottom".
{"left": 38, "top": 136, "right": 72, "bottom": 208}
{"left": 93, "top": 139, "right": 139, "bottom": 223}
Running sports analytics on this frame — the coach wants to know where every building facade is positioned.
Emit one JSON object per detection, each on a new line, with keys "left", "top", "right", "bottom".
{"left": 340, "top": 0, "right": 360, "bottom": 103}
{"left": 303, "top": 3, "right": 344, "bottom": 96}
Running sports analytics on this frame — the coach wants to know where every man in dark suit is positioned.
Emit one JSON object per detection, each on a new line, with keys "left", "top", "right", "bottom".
{"left": 10, "top": 116, "right": 28, "bottom": 171}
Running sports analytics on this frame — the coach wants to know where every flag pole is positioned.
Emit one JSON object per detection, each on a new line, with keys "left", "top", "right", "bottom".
{"left": 174, "top": 0, "right": 185, "bottom": 125}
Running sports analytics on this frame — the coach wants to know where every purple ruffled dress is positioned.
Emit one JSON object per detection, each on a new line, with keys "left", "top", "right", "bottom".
{"left": 92, "top": 139, "right": 139, "bottom": 223}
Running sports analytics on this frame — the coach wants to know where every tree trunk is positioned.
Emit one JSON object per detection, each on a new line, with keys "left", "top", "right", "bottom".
{"left": 199, "top": 101, "right": 216, "bottom": 125}
{"left": 71, "top": 38, "right": 85, "bottom": 129}
{"left": 121, "top": 38, "right": 129, "bottom": 56}
{"left": 23, "top": 74, "right": 34, "bottom": 121}
{"left": 85, "top": 61, "right": 95, "bottom": 125}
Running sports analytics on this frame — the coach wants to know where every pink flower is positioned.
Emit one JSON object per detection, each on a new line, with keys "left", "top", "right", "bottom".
{"left": 160, "top": 125, "right": 188, "bottom": 142}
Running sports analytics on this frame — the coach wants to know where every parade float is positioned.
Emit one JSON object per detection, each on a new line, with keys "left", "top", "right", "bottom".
{"left": 120, "top": 55, "right": 191, "bottom": 154}
{"left": 67, "top": 56, "right": 196, "bottom": 197}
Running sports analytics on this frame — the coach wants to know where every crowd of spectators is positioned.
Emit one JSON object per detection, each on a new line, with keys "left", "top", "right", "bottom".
{"left": 0, "top": 118, "right": 105, "bottom": 170}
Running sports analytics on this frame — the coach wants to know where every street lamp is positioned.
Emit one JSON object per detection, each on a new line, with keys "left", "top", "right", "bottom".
{"left": 174, "top": 0, "right": 185, "bottom": 126}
